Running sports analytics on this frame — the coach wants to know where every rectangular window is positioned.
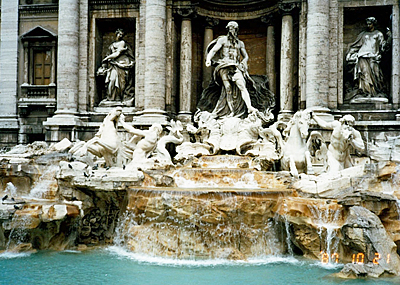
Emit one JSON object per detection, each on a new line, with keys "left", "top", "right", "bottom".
{"left": 33, "top": 49, "right": 51, "bottom": 85}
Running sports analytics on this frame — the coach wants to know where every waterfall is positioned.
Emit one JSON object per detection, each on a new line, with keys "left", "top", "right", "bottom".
{"left": 28, "top": 164, "right": 59, "bottom": 199}
{"left": 4, "top": 213, "right": 32, "bottom": 251}
{"left": 308, "top": 203, "right": 341, "bottom": 264}
{"left": 114, "top": 189, "right": 285, "bottom": 260}
{"left": 112, "top": 154, "right": 296, "bottom": 260}
{"left": 4, "top": 182, "right": 17, "bottom": 198}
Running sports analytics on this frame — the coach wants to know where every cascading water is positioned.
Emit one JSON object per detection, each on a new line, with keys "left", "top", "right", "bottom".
{"left": 273, "top": 199, "right": 294, "bottom": 256}
{"left": 381, "top": 167, "right": 400, "bottom": 219}
{"left": 114, "top": 190, "right": 284, "bottom": 259}
{"left": 308, "top": 203, "right": 342, "bottom": 264}
{"left": 4, "top": 182, "right": 17, "bottom": 198}
{"left": 113, "top": 156, "right": 291, "bottom": 260}
{"left": 28, "top": 164, "right": 59, "bottom": 199}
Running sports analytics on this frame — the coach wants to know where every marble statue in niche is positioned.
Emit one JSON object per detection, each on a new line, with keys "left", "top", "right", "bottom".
{"left": 97, "top": 28, "right": 135, "bottom": 107}
{"left": 198, "top": 21, "right": 275, "bottom": 119}
{"left": 345, "top": 17, "right": 391, "bottom": 103}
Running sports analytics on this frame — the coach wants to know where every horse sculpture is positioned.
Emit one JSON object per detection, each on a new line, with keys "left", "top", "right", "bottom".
{"left": 70, "top": 107, "right": 123, "bottom": 167}
{"left": 281, "top": 110, "right": 314, "bottom": 178}
{"left": 155, "top": 120, "right": 184, "bottom": 166}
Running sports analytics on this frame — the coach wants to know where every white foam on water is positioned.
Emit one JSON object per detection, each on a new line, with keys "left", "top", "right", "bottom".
{"left": 61, "top": 250, "right": 82, "bottom": 254}
{"left": 0, "top": 251, "right": 32, "bottom": 259}
{"left": 173, "top": 172, "right": 259, "bottom": 189}
{"left": 233, "top": 173, "right": 259, "bottom": 188}
{"left": 106, "top": 246, "right": 300, "bottom": 267}
{"left": 173, "top": 176, "right": 219, "bottom": 188}
{"left": 309, "top": 260, "right": 344, "bottom": 270}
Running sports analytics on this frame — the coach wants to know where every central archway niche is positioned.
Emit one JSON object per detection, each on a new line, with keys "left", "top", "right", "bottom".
{"left": 212, "top": 20, "right": 268, "bottom": 75}
{"left": 190, "top": 18, "right": 272, "bottom": 114}
{"left": 93, "top": 18, "right": 136, "bottom": 107}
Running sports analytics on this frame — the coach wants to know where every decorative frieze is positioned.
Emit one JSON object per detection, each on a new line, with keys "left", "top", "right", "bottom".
{"left": 19, "top": 4, "right": 58, "bottom": 14}
{"left": 89, "top": 0, "right": 139, "bottom": 5}
{"left": 89, "top": 0, "right": 139, "bottom": 10}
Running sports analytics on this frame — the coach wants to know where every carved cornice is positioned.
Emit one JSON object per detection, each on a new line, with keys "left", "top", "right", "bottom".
{"left": 196, "top": 5, "right": 277, "bottom": 21}
{"left": 89, "top": 0, "right": 139, "bottom": 10}
{"left": 278, "top": 2, "right": 299, "bottom": 15}
{"left": 19, "top": 4, "right": 58, "bottom": 14}
{"left": 199, "top": 0, "right": 275, "bottom": 13}
{"left": 89, "top": 0, "right": 139, "bottom": 4}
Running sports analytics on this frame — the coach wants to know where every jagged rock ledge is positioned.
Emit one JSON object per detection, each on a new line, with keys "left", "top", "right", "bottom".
{"left": 0, "top": 144, "right": 399, "bottom": 280}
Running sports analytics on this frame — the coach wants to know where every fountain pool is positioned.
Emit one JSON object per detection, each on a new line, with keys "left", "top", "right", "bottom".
{"left": 1, "top": 247, "right": 399, "bottom": 285}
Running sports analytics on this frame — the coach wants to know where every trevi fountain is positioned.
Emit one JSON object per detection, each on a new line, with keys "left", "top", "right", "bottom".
{"left": 0, "top": 1, "right": 400, "bottom": 284}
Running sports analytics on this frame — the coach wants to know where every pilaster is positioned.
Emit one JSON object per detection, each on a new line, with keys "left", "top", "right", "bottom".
{"left": 0, "top": 0, "right": 19, "bottom": 145}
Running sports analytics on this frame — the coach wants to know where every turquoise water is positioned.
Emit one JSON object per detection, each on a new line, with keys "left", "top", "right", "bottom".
{"left": 0, "top": 247, "right": 399, "bottom": 285}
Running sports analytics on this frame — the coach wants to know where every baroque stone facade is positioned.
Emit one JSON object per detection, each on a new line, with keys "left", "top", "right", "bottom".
{"left": 0, "top": 0, "right": 399, "bottom": 146}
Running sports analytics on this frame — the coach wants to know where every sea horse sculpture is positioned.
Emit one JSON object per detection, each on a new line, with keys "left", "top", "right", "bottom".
{"left": 154, "top": 120, "right": 184, "bottom": 166}
{"left": 70, "top": 107, "right": 123, "bottom": 167}
{"left": 280, "top": 110, "right": 314, "bottom": 178}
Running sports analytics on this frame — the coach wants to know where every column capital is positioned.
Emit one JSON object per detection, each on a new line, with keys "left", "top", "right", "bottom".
{"left": 278, "top": 2, "right": 299, "bottom": 15}
{"left": 261, "top": 14, "right": 278, "bottom": 26}
{"left": 205, "top": 17, "right": 219, "bottom": 28}
{"left": 173, "top": 7, "right": 197, "bottom": 19}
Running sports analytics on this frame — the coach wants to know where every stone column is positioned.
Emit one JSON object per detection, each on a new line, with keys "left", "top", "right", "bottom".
{"left": 279, "top": 3, "right": 296, "bottom": 120}
{"left": 0, "top": 0, "right": 19, "bottom": 144}
{"left": 138, "top": 0, "right": 168, "bottom": 124}
{"left": 44, "top": 0, "right": 82, "bottom": 142}
{"left": 176, "top": 8, "right": 196, "bottom": 123}
{"left": 178, "top": 17, "right": 193, "bottom": 123}
{"left": 305, "top": 0, "right": 330, "bottom": 114}
{"left": 56, "top": 0, "right": 80, "bottom": 114}
{"left": 202, "top": 17, "right": 219, "bottom": 89}
{"left": 261, "top": 15, "right": 276, "bottom": 95}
